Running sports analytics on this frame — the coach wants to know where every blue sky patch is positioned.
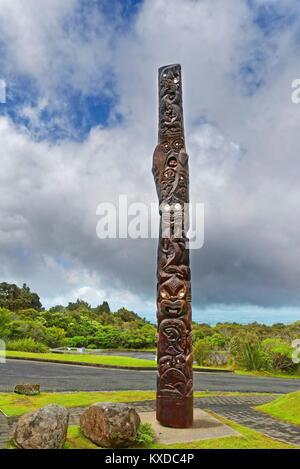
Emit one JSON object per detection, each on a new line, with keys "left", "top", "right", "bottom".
{"left": 247, "top": 0, "right": 297, "bottom": 36}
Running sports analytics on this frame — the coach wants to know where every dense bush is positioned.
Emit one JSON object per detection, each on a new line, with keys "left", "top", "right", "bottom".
{"left": 0, "top": 282, "right": 299, "bottom": 371}
{"left": 193, "top": 338, "right": 229, "bottom": 367}
{"left": 5, "top": 338, "right": 49, "bottom": 353}
{"left": 65, "top": 324, "right": 157, "bottom": 349}
{"left": 205, "top": 333, "right": 230, "bottom": 349}
{"left": 65, "top": 336, "right": 90, "bottom": 348}
{"left": 5, "top": 320, "right": 65, "bottom": 348}
{"left": 229, "top": 333, "right": 299, "bottom": 373}
{"left": 229, "top": 333, "right": 269, "bottom": 371}
{"left": 261, "top": 338, "right": 298, "bottom": 374}
{"left": 193, "top": 339, "right": 216, "bottom": 366}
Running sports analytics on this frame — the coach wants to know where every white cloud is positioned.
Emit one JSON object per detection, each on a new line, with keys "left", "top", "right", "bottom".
{"left": 0, "top": 0, "right": 300, "bottom": 322}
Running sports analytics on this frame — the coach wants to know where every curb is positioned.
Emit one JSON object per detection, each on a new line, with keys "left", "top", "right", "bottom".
{"left": 6, "top": 356, "right": 233, "bottom": 373}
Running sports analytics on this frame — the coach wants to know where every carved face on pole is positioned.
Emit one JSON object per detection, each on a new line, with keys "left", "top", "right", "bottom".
{"left": 153, "top": 64, "right": 193, "bottom": 428}
{"left": 158, "top": 275, "right": 188, "bottom": 319}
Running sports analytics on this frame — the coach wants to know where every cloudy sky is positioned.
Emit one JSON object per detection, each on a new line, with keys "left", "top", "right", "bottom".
{"left": 0, "top": 0, "right": 300, "bottom": 324}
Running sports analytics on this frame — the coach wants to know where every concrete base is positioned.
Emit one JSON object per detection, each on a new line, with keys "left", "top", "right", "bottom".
{"left": 140, "top": 409, "right": 241, "bottom": 445}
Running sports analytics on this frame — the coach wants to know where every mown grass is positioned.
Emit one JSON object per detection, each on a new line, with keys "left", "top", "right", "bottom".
{"left": 0, "top": 391, "right": 156, "bottom": 416}
{"left": 256, "top": 391, "right": 300, "bottom": 425}
{"left": 6, "top": 351, "right": 157, "bottom": 367}
{"left": 5, "top": 350, "right": 230, "bottom": 371}
{"left": 63, "top": 412, "right": 298, "bottom": 449}
{"left": 235, "top": 369, "right": 300, "bottom": 380}
{"left": 65, "top": 347, "right": 158, "bottom": 353}
{"left": 7, "top": 416, "right": 298, "bottom": 450}
{"left": 8, "top": 350, "right": 300, "bottom": 378}
{"left": 0, "top": 391, "right": 274, "bottom": 417}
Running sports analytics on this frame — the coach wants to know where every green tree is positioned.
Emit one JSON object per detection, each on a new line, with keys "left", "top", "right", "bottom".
{"left": 114, "top": 307, "right": 140, "bottom": 322}
{"left": 67, "top": 299, "right": 91, "bottom": 312}
{"left": 95, "top": 301, "right": 111, "bottom": 314}
{"left": 0, "top": 282, "right": 42, "bottom": 311}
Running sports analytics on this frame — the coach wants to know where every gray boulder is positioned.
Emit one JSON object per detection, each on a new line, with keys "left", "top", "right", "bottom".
{"left": 14, "top": 405, "right": 69, "bottom": 449}
{"left": 80, "top": 403, "right": 141, "bottom": 448}
{"left": 14, "top": 383, "right": 40, "bottom": 395}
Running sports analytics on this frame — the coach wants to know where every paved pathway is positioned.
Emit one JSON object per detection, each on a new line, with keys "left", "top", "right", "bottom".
{"left": 64, "top": 395, "right": 300, "bottom": 447}
{"left": 3, "top": 395, "right": 300, "bottom": 448}
{"left": 64, "top": 395, "right": 278, "bottom": 425}
{"left": 206, "top": 404, "right": 300, "bottom": 446}
{"left": 56, "top": 395, "right": 300, "bottom": 447}
{"left": 2, "top": 359, "right": 300, "bottom": 394}
{"left": 196, "top": 396, "right": 300, "bottom": 446}
{"left": 195, "top": 396, "right": 300, "bottom": 446}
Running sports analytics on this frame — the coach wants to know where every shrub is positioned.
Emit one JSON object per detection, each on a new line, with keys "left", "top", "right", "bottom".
{"left": 193, "top": 339, "right": 215, "bottom": 366}
{"left": 262, "top": 338, "right": 298, "bottom": 374}
{"left": 192, "top": 324, "right": 214, "bottom": 341}
{"left": 65, "top": 336, "right": 89, "bottom": 348}
{"left": 229, "top": 333, "right": 269, "bottom": 371}
{"left": 206, "top": 333, "right": 229, "bottom": 349}
{"left": 0, "top": 308, "right": 13, "bottom": 337}
{"left": 42, "top": 326, "right": 66, "bottom": 348}
{"left": 6, "top": 338, "right": 49, "bottom": 353}
{"left": 5, "top": 319, "right": 66, "bottom": 348}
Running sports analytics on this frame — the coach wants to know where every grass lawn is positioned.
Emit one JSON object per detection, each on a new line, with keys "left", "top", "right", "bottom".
{"left": 0, "top": 391, "right": 156, "bottom": 416}
{"left": 5, "top": 350, "right": 229, "bottom": 371}
{"left": 235, "top": 369, "right": 300, "bottom": 380}
{"left": 6, "top": 350, "right": 157, "bottom": 368}
{"left": 256, "top": 391, "right": 300, "bottom": 425}
{"left": 6, "top": 408, "right": 296, "bottom": 450}
{"left": 63, "top": 412, "right": 298, "bottom": 449}
{"left": 7, "top": 351, "right": 300, "bottom": 378}
{"left": 0, "top": 391, "right": 273, "bottom": 417}
{"left": 62, "top": 347, "right": 158, "bottom": 353}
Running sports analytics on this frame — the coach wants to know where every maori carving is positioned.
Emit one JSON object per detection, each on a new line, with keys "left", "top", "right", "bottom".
{"left": 153, "top": 64, "right": 193, "bottom": 428}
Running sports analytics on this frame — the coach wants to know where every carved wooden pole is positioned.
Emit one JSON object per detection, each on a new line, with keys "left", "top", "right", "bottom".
{"left": 152, "top": 64, "right": 193, "bottom": 428}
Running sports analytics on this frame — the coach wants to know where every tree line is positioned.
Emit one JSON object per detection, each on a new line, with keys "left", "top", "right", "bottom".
{"left": 0, "top": 282, "right": 299, "bottom": 375}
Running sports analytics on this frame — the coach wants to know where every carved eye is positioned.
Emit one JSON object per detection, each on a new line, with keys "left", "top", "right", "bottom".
{"left": 179, "top": 290, "right": 185, "bottom": 298}
{"left": 173, "top": 139, "right": 184, "bottom": 151}
{"left": 161, "top": 142, "right": 171, "bottom": 153}
{"left": 161, "top": 290, "right": 169, "bottom": 299}
{"left": 174, "top": 78, "right": 179, "bottom": 83}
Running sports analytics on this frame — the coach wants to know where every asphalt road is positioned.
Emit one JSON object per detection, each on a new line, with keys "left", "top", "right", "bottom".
{"left": 0, "top": 359, "right": 299, "bottom": 394}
